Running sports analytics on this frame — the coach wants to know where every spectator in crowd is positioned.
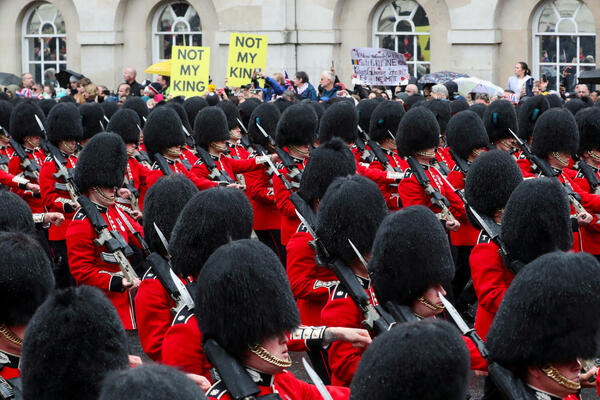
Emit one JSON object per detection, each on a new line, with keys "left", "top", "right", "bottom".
{"left": 156, "top": 75, "right": 170, "bottom": 97}
{"left": 474, "top": 93, "right": 490, "bottom": 105}
{"left": 430, "top": 84, "right": 448, "bottom": 100}
{"left": 32, "top": 83, "right": 43, "bottom": 98}
{"left": 43, "top": 84, "right": 55, "bottom": 99}
{"left": 251, "top": 70, "right": 285, "bottom": 102}
{"left": 590, "top": 90, "right": 600, "bottom": 103}
{"left": 405, "top": 84, "right": 419, "bottom": 96}
{"left": 44, "top": 68, "right": 59, "bottom": 88}
{"left": 21, "top": 72, "right": 34, "bottom": 89}
{"left": 319, "top": 70, "right": 340, "bottom": 100}
{"left": 74, "top": 77, "right": 92, "bottom": 104}
{"left": 576, "top": 84, "right": 590, "bottom": 98}
{"left": 294, "top": 71, "right": 317, "bottom": 100}
{"left": 507, "top": 61, "right": 534, "bottom": 98}
{"left": 123, "top": 67, "right": 143, "bottom": 96}
{"left": 117, "top": 83, "right": 131, "bottom": 100}
{"left": 97, "top": 85, "right": 109, "bottom": 102}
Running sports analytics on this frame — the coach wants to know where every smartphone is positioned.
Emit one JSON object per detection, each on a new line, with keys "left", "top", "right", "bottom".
{"left": 251, "top": 89, "right": 262, "bottom": 94}
{"left": 542, "top": 74, "right": 547, "bottom": 82}
{"left": 254, "top": 68, "right": 262, "bottom": 74}
{"left": 331, "top": 60, "right": 335, "bottom": 68}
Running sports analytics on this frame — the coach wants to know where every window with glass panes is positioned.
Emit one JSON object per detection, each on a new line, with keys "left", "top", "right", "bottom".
{"left": 372, "top": 0, "right": 430, "bottom": 80}
{"left": 152, "top": 2, "right": 202, "bottom": 63}
{"left": 22, "top": 3, "right": 67, "bottom": 86}
{"left": 533, "top": 0, "right": 595, "bottom": 92}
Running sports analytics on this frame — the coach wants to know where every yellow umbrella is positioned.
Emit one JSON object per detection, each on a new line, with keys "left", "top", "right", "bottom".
{"left": 144, "top": 60, "right": 172, "bottom": 76}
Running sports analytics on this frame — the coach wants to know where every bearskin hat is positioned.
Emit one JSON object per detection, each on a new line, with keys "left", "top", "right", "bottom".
{"left": 446, "top": 110, "right": 489, "bottom": 160}
{"left": 396, "top": 106, "right": 440, "bottom": 158}
{"left": 248, "top": 103, "right": 281, "bottom": 147}
{"left": 58, "top": 95, "right": 76, "bottom": 104}
{"left": 517, "top": 95, "right": 550, "bottom": 141}
{"left": 531, "top": 108, "right": 579, "bottom": 158}
{"left": 216, "top": 100, "right": 241, "bottom": 131}
{"left": 47, "top": 102, "right": 83, "bottom": 144}
{"left": 275, "top": 103, "right": 317, "bottom": 147}
{"left": 487, "top": 251, "right": 600, "bottom": 369}
{"left": 0, "top": 190, "right": 35, "bottom": 233}
{"left": 99, "top": 364, "right": 207, "bottom": 400}
{"left": 356, "top": 99, "right": 382, "bottom": 134}
{"left": 9, "top": 99, "right": 45, "bottom": 142}
{"left": 122, "top": 96, "right": 149, "bottom": 128}
{"left": 445, "top": 81, "right": 459, "bottom": 100}
{"left": 369, "top": 101, "right": 405, "bottom": 142}
{"left": 464, "top": 150, "right": 523, "bottom": 222}
{"left": 576, "top": 106, "right": 600, "bottom": 154}
{"left": 422, "top": 99, "right": 451, "bottom": 133}
{"left": 193, "top": 106, "right": 230, "bottom": 149}
{"left": 483, "top": 99, "right": 518, "bottom": 143}
{"left": 238, "top": 97, "right": 261, "bottom": 130}
{"left": 169, "top": 187, "right": 253, "bottom": 278}
{"left": 0, "top": 232, "right": 54, "bottom": 326}
{"left": 501, "top": 178, "right": 572, "bottom": 264}
{"left": 39, "top": 98, "right": 56, "bottom": 117}
{"left": 565, "top": 98, "right": 590, "bottom": 116}
{"left": 318, "top": 101, "right": 358, "bottom": 144}
{"left": 369, "top": 206, "right": 454, "bottom": 306}
{"left": 350, "top": 320, "right": 470, "bottom": 400}
{"left": 107, "top": 108, "right": 141, "bottom": 144}
{"left": 0, "top": 100, "right": 13, "bottom": 133}
{"left": 298, "top": 138, "right": 356, "bottom": 205}
{"left": 165, "top": 101, "right": 193, "bottom": 134}
{"left": 316, "top": 175, "right": 387, "bottom": 264}
{"left": 79, "top": 102, "right": 106, "bottom": 141}
{"left": 101, "top": 101, "right": 119, "bottom": 120}
{"left": 405, "top": 94, "right": 425, "bottom": 110}
{"left": 196, "top": 239, "right": 300, "bottom": 360}
{"left": 183, "top": 96, "right": 208, "bottom": 128}
{"left": 144, "top": 106, "right": 185, "bottom": 157}
{"left": 142, "top": 174, "right": 198, "bottom": 254}
{"left": 469, "top": 103, "right": 486, "bottom": 120}
{"left": 273, "top": 97, "right": 291, "bottom": 113}
{"left": 73, "top": 132, "right": 127, "bottom": 192}
{"left": 450, "top": 99, "right": 469, "bottom": 115}
{"left": 546, "top": 93, "right": 564, "bottom": 109}
{"left": 305, "top": 100, "right": 325, "bottom": 126}
{"left": 21, "top": 286, "right": 129, "bottom": 400}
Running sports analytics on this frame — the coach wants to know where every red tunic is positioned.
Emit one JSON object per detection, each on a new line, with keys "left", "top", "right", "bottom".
{"left": 568, "top": 166, "right": 600, "bottom": 255}
{"left": 181, "top": 146, "right": 198, "bottom": 169}
{"left": 398, "top": 163, "right": 466, "bottom": 221}
{"left": 273, "top": 154, "right": 306, "bottom": 245}
{"left": 447, "top": 168, "right": 479, "bottom": 246}
{"left": 8, "top": 147, "right": 45, "bottom": 213}
{"left": 286, "top": 227, "right": 338, "bottom": 326}
{"left": 141, "top": 157, "right": 217, "bottom": 200}
{"left": 190, "top": 152, "right": 265, "bottom": 186}
{"left": 227, "top": 142, "right": 250, "bottom": 160}
{"left": 206, "top": 369, "right": 350, "bottom": 400}
{"left": 0, "top": 350, "right": 20, "bottom": 380}
{"left": 66, "top": 202, "right": 143, "bottom": 329}
{"left": 244, "top": 156, "right": 281, "bottom": 231}
{"left": 436, "top": 146, "right": 456, "bottom": 171}
{"left": 134, "top": 269, "right": 192, "bottom": 362}
{"left": 320, "top": 275, "right": 376, "bottom": 387}
{"left": 125, "top": 157, "right": 151, "bottom": 210}
{"left": 39, "top": 153, "right": 78, "bottom": 241}
{"left": 0, "top": 169, "right": 27, "bottom": 190}
{"left": 469, "top": 232, "right": 514, "bottom": 340}
{"left": 368, "top": 147, "right": 408, "bottom": 210}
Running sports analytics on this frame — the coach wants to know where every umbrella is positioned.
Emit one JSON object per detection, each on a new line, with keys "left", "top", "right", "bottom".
{"left": 144, "top": 60, "right": 172, "bottom": 76}
{"left": 56, "top": 69, "right": 84, "bottom": 88}
{"left": 0, "top": 72, "right": 21, "bottom": 87}
{"left": 417, "top": 70, "right": 469, "bottom": 85}
{"left": 578, "top": 69, "right": 600, "bottom": 84}
{"left": 453, "top": 77, "right": 504, "bottom": 98}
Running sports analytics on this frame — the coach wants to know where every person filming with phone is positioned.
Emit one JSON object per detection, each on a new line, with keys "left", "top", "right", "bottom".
{"left": 507, "top": 61, "right": 534, "bottom": 98}
{"left": 251, "top": 68, "right": 286, "bottom": 101}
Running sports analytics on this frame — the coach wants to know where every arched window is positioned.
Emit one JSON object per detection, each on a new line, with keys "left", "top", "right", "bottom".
{"left": 372, "top": 0, "right": 430, "bottom": 79}
{"left": 533, "top": 0, "right": 595, "bottom": 92}
{"left": 22, "top": 3, "right": 67, "bottom": 85}
{"left": 152, "top": 2, "right": 202, "bottom": 63}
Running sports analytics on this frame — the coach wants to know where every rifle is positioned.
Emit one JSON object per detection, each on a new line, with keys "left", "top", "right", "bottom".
{"left": 153, "top": 153, "right": 173, "bottom": 176}
{"left": 146, "top": 252, "right": 195, "bottom": 316}
{"left": 448, "top": 148, "right": 470, "bottom": 174}
{"left": 9, "top": 139, "right": 40, "bottom": 180}
{"left": 33, "top": 115, "right": 51, "bottom": 155}
{"left": 182, "top": 125, "right": 195, "bottom": 149}
{"left": 355, "top": 126, "right": 374, "bottom": 164}
{"left": 574, "top": 157, "right": 600, "bottom": 195}
{"left": 292, "top": 202, "right": 394, "bottom": 335}
{"left": 508, "top": 129, "right": 588, "bottom": 215}
{"left": 407, "top": 156, "right": 457, "bottom": 225}
{"left": 133, "top": 149, "right": 152, "bottom": 168}
{"left": 77, "top": 195, "right": 139, "bottom": 283}
{"left": 439, "top": 293, "right": 531, "bottom": 400}
{"left": 121, "top": 175, "right": 140, "bottom": 212}
{"left": 114, "top": 204, "right": 150, "bottom": 257}
{"left": 432, "top": 150, "right": 451, "bottom": 175}
{"left": 46, "top": 142, "right": 80, "bottom": 204}
{"left": 366, "top": 130, "right": 402, "bottom": 173}
{"left": 255, "top": 122, "right": 302, "bottom": 186}
{"left": 196, "top": 146, "right": 235, "bottom": 185}
{"left": 236, "top": 117, "right": 256, "bottom": 154}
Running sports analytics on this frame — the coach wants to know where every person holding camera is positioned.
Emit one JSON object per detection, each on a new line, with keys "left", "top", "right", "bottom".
{"left": 252, "top": 69, "right": 285, "bottom": 101}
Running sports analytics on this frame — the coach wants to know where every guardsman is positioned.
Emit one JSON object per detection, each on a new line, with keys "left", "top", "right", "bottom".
{"left": 165, "top": 101, "right": 198, "bottom": 167}
{"left": 79, "top": 102, "right": 105, "bottom": 147}
{"left": 122, "top": 96, "right": 149, "bottom": 154}
{"left": 423, "top": 99, "right": 455, "bottom": 172}
{"left": 67, "top": 132, "right": 144, "bottom": 329}
{"left": 217, "top": 100, "right": 250, "bottom": 160}
{"left": 39, "top": 103, "right": 82, "bottom": 288}
{"left": 483, "top": 99, "right": 519, "bottom": 154}
{"left": 515, "top": 95, "right": 550, "bottom": 167}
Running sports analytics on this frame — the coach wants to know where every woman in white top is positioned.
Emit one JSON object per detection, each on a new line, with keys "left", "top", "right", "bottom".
{"left": 507, "top": 61, "right": 534, "bottom": 98}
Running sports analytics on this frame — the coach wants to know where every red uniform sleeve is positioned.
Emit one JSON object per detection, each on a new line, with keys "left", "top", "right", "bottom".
{"left": 469, "top": 242, "right": 513, "bottom": 316}
{"left": 273, "top": 169, "right": 297, "bottom": 218}
{"left": 161, "top": 317, "right": 213, "bottom": 380}
{"left": 320, "top": 293, "right": 365, "bottom": 387}
{"left": 244, "top": 169, "right": 275, "bottom": 206}
{"left": 516, "top": 158, "right": 536, "bottom": 178}
{"left": 398, "top": 174, "right": 430, "bottom": 208}
{"left": 134, "top": 279, "right": 174, "bottom": 361}
{"left": 356, "top": 162, "right": 393, "bottom": 185}
{"left": 8, "top": 156, "right": 34, "bottom": 201}
{"left": 275, "top": 371, "right": 350, "bottom": 400}
{"left": 39, "top": 160, "right": 72, "bottom": 213}
{"left": 447, "top": 169, "right": 465, "bottom": 190}
{"left": 463, "top": 337, "right": 488, "bottom": 371}
{"left": 184, "top": 165, "right": 219, "bottom": 191}
{"left": 226, "top": 157, "right": 264, "bottom": 175}
{"left": 0, "top": 169, "right": 21, "bottom": 189}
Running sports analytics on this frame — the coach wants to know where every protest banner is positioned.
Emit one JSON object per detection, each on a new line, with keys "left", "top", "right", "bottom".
{"left": 227, "top": 33, "right": 268, "bottom": 87}
{"left": 350, "top": 47, "right": 408, "bottom": 86}
{"left": 170, "top": 45, "right": 211, "bottom": 97}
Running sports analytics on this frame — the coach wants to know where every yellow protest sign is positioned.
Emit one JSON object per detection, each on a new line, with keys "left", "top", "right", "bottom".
{"left": 170, "top": 45, "right": 210, "bottom": 98}
{"left": 227, "top": 33, "right": 268, "bottom": 87}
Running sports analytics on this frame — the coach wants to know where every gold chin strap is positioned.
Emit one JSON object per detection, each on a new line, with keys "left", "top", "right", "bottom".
{"left": 587, "top": 150, "right": 600, "bottom": 163}
{"left": 25, "top": 137, "right": 39, "bottom": 149}
{"left": 418, "top": 296, "right": 445, "bottom": 311}
{"left": 230, "top": 130, "right": 242, "bottom": 140}
{"left": 0, "top": 324, "right": 23, "bottom": 346}
{"left": 551, "top": 152, "right": 569, "bottom": 167}
{"left": 211, "top": 142, "right": 228, "bottom": 152}
{"left": 290, "top": 145, "right": 309, "bottom": 156}
{"left": 166, "top": 147, "right": 182, "bottom": 158}
{"left": 93, "top": 186, "right": 115, "bottom": 203}
{"left": 249, "top": 344, "right": 292, "bottom": 368}
{"left": 472, "top": 148, "right": 485, "bottom": 157}
{"left": 59, "top": 141, "right": 75, "bottom": 154}
{"left": 415, "top": 150, "right": 436, "bottom": 158}
{"left": 541, "top": 365, "right": 581, "bottom": 391}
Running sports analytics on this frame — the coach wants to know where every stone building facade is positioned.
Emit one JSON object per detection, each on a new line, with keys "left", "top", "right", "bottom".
{"left": 0, "top": 0, "right": 598, "bottom": 92}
